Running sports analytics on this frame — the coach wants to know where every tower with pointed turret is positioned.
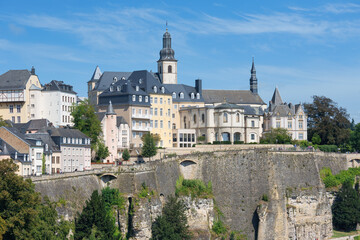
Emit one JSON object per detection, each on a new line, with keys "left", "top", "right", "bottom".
{"left": 250, "top": 58, "right": 258, "bottom": 94}
{"left": 157, "top": 27, "right": 177, "bottom": 84}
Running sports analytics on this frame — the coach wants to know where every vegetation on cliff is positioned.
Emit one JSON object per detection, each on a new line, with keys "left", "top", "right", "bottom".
{"left": 141, "top": 133, "right": 158, "bottom": 160}
{"left": 175, "top": 176, "right": 213, "bottom": 199}
{"left": 0, "top": 159, "right": 71, "bottom": 240}
{"left": 320, "top": 167, "right": 360, "bottom": 188}
{"left": 151, "top": 195, "right": 192, "bottom": 240}
{"left": 332, "top": 180, "right": 360, "bottom": 231}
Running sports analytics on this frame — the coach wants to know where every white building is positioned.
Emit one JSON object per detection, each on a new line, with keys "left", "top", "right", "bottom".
{"left": 29, "top": 80, "right": 77, "bottom": 127}
{"left": 264, "top": 88, "right": 308, "bottom": 140}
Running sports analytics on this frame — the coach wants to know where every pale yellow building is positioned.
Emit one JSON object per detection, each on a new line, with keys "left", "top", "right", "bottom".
{"left": 0, "top": 67, "right": 41, "bottom": 123}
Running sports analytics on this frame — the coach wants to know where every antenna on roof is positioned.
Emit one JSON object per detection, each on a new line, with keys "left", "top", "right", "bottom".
{"left": 166, "top": 21, "right": 168, "bottom": 31}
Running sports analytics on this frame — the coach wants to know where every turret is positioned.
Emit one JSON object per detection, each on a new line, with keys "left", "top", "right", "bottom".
{"left": 250, "top": 58, "right": 258, "bottom": 94}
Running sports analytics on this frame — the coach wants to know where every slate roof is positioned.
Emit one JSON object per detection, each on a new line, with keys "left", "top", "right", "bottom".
{"left": 1, "top": 127, "right": 36, "bottom": 146}
{"left": 46, "top": 127, "right": 90, "bottom": 139}
{"left": 95, "top": 112, "right": 106, "bottom": 122}
{"left": 26, "top": 133, "right": 60, "bottom": 153}
{"left": 203, "top": 90, "right": 265, "bottom": 105}
{"left": 94, "top": 71, "right": 132, "bottom": 91}
{"left": 43, "top": 80, "right": 76, "bottom": 94}
{"left": 0, "top": 70, "right": 31, "bottom": 90}
{"left": 270, "top": 87, "right": 283, "bottom": 106}
{"left": 163, "top": 83, "right": 203, "bottom": 103}
{"left": 116, "top": 116, "right": 128, "bottom": 126}
{"left": 89, "top": 66, "right": 102, "bottom": 82}
{"left": 0, "top": 137, "right": 30, "bottom": 163}
{"left": 13, "top": 119, "right": 51, "bottom": 134}
{"left": 214, "top": 102, "right": 243, "bottom": 109}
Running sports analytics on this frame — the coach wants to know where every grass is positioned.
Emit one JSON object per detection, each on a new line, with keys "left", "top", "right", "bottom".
{"left": 332, "top": 230, "right": 360, "bottom": 238}
{"left": 175, "top": 176, "right": 213, "bottom": 199}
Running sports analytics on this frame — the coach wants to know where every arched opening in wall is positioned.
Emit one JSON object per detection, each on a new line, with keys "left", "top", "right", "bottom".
{"left": 100, "top": 174, "right": 117, "bottom": 184}
{"left": 221, "top": 132, "right": 230, "bottom": 142}
{"left": 252, "top": 209, "right": 259, "bottom": 240}
{"left": 234, "top": 132, "right": 241, "bottom": 142}
{"left": 180, "top": 160, "right": 198, "bottom": 179}
{"left": 168, "top": 65, "right": 172, "bottom": 73}
{"left": 351, "top": 159, "right": 360, "bottom": 168}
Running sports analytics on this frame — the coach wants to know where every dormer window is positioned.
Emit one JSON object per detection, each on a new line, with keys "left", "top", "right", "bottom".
{"left": 113, "top": 77, "right": 118, "bottom": 82}
{"left": 161, "top": 87, "right": 165, "bottom": 93}
{"left": 36, "top": 140, "right": 41, "bottom": 146}
{"left": 110, "top": 86, "right": 114, "bottom": 92}
{"left": 179, "top": 92, "right": 184, "bottom": 99}
{"left": 153, "top": 86, "right": 157, "bottom": 93}
{"left": 117, "top": 86, "right": 121, "bottom": 91}
{"left": 172, "top": 92, "right": 176, "bottom": 99}
{"left": 145, "top": 96, "right": 149, "bottom": 102}
{"left": 139, "top": 96, "right": 143, "bottom": 102}
{"left": 190, "top": 93, "right": 195, "bottom": 99}
{"left": 139, "top": 78, "right": 142, "bottom": 84}
{"left": 196, "top": 93, "right": 200, "bottom": 99}
{"left": 132, "top": 95, "right": 136, "bottom": 102}
{"left": 121, "top": 76, "right": 126, "bottom": 80}
{"left": 136, "top": 85, "right": 139, "bottom": 91}
{"left": 45, "top": 144, "right": 48, "bottom": 151}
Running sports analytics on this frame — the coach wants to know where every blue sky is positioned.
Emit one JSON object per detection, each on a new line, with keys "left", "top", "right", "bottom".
{"left": 1, "top": 1, "right": 360, "bottom": 122}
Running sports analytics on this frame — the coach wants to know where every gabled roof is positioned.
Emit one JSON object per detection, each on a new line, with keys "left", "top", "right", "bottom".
{"left": 43, "top": 80, "right": 76, "bottom": 94}
{"left": 270, "top": 87, "right": 283, "bottom": 106}
{"left": 89, "top": 66, "right": 102, "bottom": 82}
{"left": 26, "top": 133, "right": 60, "bottom": 153}
{"left": 13, "top": 119, "right": 51, "bottom": 134}
{"left": 0, "top": 70, "right": 31, "bottom": 90}
{"left": 203, "top": 90, "right": 265, "bottom": 105}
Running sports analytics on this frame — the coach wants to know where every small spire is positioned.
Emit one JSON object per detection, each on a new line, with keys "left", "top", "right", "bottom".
{"left": 106, "top": 101, "right": 115, "bottom": 115}
{"left": 223, "top": 97, "right": 227, "bottom": 103}
{"left": 251, "top": 57, "right": 256, "bottom": 73}
{"left": 31, "top": 66, "right": 36, "bottom": 75}
{"left": 166, "top": 21, "right": 168, "bottom": 31}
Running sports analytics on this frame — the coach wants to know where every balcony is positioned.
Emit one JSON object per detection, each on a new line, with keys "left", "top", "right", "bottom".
{"left": 0, "top": 90, "right": 25, "bottom": 102}
{"left": 132, "top": 126, "right": 151, "bottom": 131}
{"left": 131, "top": 113, "right": 150, "bottom": 119}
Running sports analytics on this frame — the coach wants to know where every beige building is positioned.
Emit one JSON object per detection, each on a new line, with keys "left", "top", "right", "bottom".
{"left": 0, "top": 67, "right": 41, "bottom": 123}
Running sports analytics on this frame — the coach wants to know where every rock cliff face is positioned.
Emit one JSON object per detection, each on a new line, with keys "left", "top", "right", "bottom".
{"left": 33, "top": 150, "right": 347, "bottom": 240}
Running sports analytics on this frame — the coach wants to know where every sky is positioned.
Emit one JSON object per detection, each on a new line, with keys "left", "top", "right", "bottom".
{"left": 0, "top": 0, "right": 360, "bottom": 122}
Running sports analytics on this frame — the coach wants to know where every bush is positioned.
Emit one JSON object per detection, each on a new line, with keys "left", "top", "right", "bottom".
{"left": 197, "top": 136, "right": 205, "bottom": 142}
{"left": 318, "top": 145, "right": 338, "bottom": 152}
{"left": 261, "top": 194, "right": 269, "bottom": 202}
{"left": 175, "top": 176, "right": 212, "bottom": 198}
{"left": 233, "top": 141, "right": 244, "bottom": 144}
{"left": 212, "top": 219, "right": 227, "bottom": 235}
{"left": 321, "top": 167, "right": 360, "bottom": 188}
{"left": 212, "top": 141, "right": 221, "bottom": 144}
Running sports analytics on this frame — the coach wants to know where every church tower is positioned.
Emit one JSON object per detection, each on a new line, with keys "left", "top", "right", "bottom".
{"left": 157, "top": 27, "right": 177, "bottom": 84}
{"left": 250, "top": 58, "right": 258, "bottom": 94}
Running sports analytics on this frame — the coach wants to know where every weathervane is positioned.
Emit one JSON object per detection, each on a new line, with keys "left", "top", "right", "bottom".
{"left": 166, "top": 21, "right": 168, "bottom": 31}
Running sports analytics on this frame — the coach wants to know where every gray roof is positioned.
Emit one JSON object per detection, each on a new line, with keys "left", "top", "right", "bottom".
{"left": 13, "top": 119, "right": 51, "bottom": 134}
{"left": 270, "top": 87, "right": 283, "bottom": 106}
{"left": 163, "top": 83, "right": 203, "bottom": 103}
{"left": 203, "top": 90, "right": 265, "bottom": 105}
{"left": 94, "top": 71, "right": 132, "bottom": 91}
{"left": 46, "top": 127, "right": 90, "bottom": 139}
{"left": 26, "top": 132, "right": 60, "bottom": 153}
{"left": 89, "top": 66, "right": 102, "bottom": 82}
{"left": 116, "top": 116, "right": 128, "bottom": 126}
{"left": 95, "top": 112, "right": 106, "bottom": 121}
{"left": 0, "top": 137, "right": 30, "bottom": 163}
{"left": 43, "top": 80, "right": 76, "bottom": 94}
{"left": 0, "top": 70, "right": 31, "bottom": 90}
{"left": 214, "top": 102, "right": 243, "bottom": 109}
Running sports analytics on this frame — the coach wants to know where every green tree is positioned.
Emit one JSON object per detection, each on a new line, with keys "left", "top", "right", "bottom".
{"left": 122, "top": 149, "right": 130, "bottom": 161}
{"left": 74, "top": 190, "right": 116, "bottom": 240}
{"left": 332, "top": 180, "right": 360, "bottom": 231}
{"left": 141, "top": 133, "right": 157, "bottom": 160}
{"left": 96, "top": 141, "right": 109, "bottom": 162}
{"left": 260, "top": 128, "right": 292, "bottom": 144}
{"left": 0, "top": 116, "right": 9, "bottom": 127}
{"left": 0, "top": 159, "right": 68, "bottom": 240}
{"left": 152, "top": 195, "right": 191, "bottom": 240}
{"left": 42, "top": 154, "right": 46, "bottom": 174}
{"left": 304, "top": 96, "right": 351, "bottom": 145}
{"left": 71, "top": 99, "right": 102, "bottom": 151}
{"left": 311, "top": 133, "right": 321, "bottom": 145}
{"left": 351, "top": 123, "right": 360, "bottom": 152}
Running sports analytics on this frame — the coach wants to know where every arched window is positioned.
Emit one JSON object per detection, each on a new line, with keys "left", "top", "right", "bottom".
{"left": 117, "top": 86, "right": 121, "bottom": 91}
{"left": 196, "top": 93, "right": 200, "bottom": 99}
{"left": 172, "top": 92, "right": 176, "bottom": 99}
{"left": 168, "top": 65, "right": 172, "bottom": 73}
{"left": 159, "top": 66, "right": 162, "bottom": 74}
{"left": 136, "top": 85, "right": 139, "bottom": 91}
{"left": 145, "top": 96, "right": 149, "bottom": 102}
{"left": 223, "top": 112, "right": 228, "bottom": 123}
{"left": 236, "top": 113, "right": 240, "bottom": 122}
{"left": 153, "top": 86, "right": 157, "bottom": 93}
{"left": 202, "top": 113, "right": 205, "bottom": 123}
{"left": 132, "top": 95, "right": 136, "bottom": 102}
{"left": 113, "top": 77, "right": 117, "bottom": 82}
{"left": 193, "top": 114, "right": 197, "bottom": 123}
{"left": 172, "top": 123, "right": 176, "bottom": 129}
{"left": 179, "top": 92, "right": 184, "bottom": 99}
{"left": 109, "top": 86, "right": 114, "bottom": 92}
{"left": 139, "top": 96, "right": 142, "bottom": 102}
{"left": 184, "top": 116, "right": 187, "bottom": 128}
{"left": 190, "top": 93, "right": 195, "bottom": 99}
{"left": 161, "top": 87, "right": 165, "bottom": 93}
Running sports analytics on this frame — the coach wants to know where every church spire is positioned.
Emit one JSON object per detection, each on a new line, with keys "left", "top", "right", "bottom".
{"left": 159, "top": 26, "right": 175, "bottom": 61}
{"left": 250, "top": 57, "right": 258, "bottom": 94}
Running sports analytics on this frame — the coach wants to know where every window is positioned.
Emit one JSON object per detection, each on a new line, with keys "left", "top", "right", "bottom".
{"left": 136, "top": 85, "right": 139, "bottom": 91}
{"left": 168, "top": 109, "right": 170, "bottom": 116}
{"left": 155, "top": 120, "right": 158, "bottom": 128}
{"left": 113, "top": 77, "right": 117, "bottom": 82}
{"left": 117, "top": 86, "right": 121, "bottom": 91}
{"left": 160, "top": 120, "right": 163, "bottom": 128}
{"left": 190, "top": 93, "right": 195, "bottom": 99}
{"left": 202, "top": 114, "right": 205, "bottom": 123}
{"left": 236, "top": 113, "right": 240, "bottom": 122}
{"left": 196, "top": 93, "right": 200, "bottom": 99}
{"left": 154, "top": 97, "right": 158, "bottom": 104}
{"left": 251, "top": 134, "right": 255, "bottom": 140}
{"left": 31, "top": 94, "right": 35, "bottom": 98}
{"left": 139, "top": 132, "right": 143, "bottom": 138}
{"left": 56, "top": 157, "right": 60, "bottom": 164}
{"left": 132, "top": 95, "right": 136, "bottom": 102}
{"left": 223, "top": 113, "right": 228, "bottom": 123}
{"left": 132, "top": 109, "right": 136, "bottom": 115}
{"left": 36, "top": 153, "right": 41, "bottom": 160}
{"left": 11, "top": 116, "right": 15, "bottom": 122}
{"left": 160, "top": 98, "right": 163, "bottom": 104}
{"left": 138, "top": 109, "right": 142, "bottom": 115}
{"left": 17, "top": 116, "right": 21, "bottom": 123}
{"left": 168, "top": 65, "right": 172, "bottom": 73}
{"left": 150, "top": 108, "right": 153, "bottom": 115}
{"left": 160, "top": 108, "right": 163, "bottom": 116}
{"left": 174, "top": 105, "right": 177, "bottom": 109}
{"left": 110, "top": 86, "right": 113, "bottom": 92}
{"left": 133, "top": 132, "right": 136, "bottom": 138}
{"left": 288, "top": 122, "right": 292, "bottom": 129}
{"left": 193, "top": 114, "right": 197, "bottom": 123}
{"left": 139, "top": 96, "right": 142, "bottom": 102}
{"left": 180, "top": 133, "right": 183, "bottom": 141}
{"left": 299, "top": 121, "right": 303, "bottom": 129}
{"left": 145, "top": 96, "right": 149, "bottom": 102}
{"left": 155, "top": 108, "right": 158, "bottom": 116}
{"left": 145, "top": 109, "right": 148, "bottom": 115}
{"left": 299, "top": 133, "right": 304, "bottom": 140}
{"left": 16, "top": 105, "right": 21, "bottom": 113}
{"left": 132, "top": 120, "right": 136, "bottom": 127}
{"left": 153, "top": 86, "right": 157, "bottom": 93}
{"left": 299, "top": 114, "right": 303, "bottom": 119}
{"left": 251, "top": 120, "right": 255, "bottom": 127}
{"left": 168, "top": 121, "right": 170, "bottom": 128}
{"left": 167, "top": 98, "right": 170, "bottom": 104}
{"left": 179, "top": 92, "right": 184, "bottom": 99}
{"left": 288, "top": 114, "right": 292, "bottom": 120}
{"left": 150, "top": 120, "right": 153, "bottom": 128}
{"left": 276, "top": 122, "right": 280, "bottom": 128}
{"left": 172, "top": 92, "right": 176, "bottom": 99}
{"left": 161, "top": 87, "right": 165, "bottom": 93}
{"left": 150, "top": 97, "right": 153, "bottom": 103}
{"left": 9, "top": 105, "right": 13, "bottom": 113}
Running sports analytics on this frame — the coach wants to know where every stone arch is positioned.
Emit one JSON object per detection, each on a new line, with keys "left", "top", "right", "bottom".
{"left": 180, "top": 160, "right": 198, "bottom": 179}
{"left": 234, "top": 132, "right": 241, "bottom": 142}
{"left": 221, "top": 132, "right": 230, "bottom": 141}
{"left": 99, "top": 173, "right": 117, "bottom": 184}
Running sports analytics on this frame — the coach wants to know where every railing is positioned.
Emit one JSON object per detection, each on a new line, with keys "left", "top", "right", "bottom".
{"left": 131, "top": 126, "right": 151, "bottom": 131}
{"left": 131, "top": 114, "right": 150, "bottom": 119}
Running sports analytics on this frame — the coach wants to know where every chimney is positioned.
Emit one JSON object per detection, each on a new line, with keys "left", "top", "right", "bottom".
{"left": 195, "top": 79, "right": 202, "bottom": 94}
{"left": 31, "top": 66, "right": 36, "bottom": 75}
